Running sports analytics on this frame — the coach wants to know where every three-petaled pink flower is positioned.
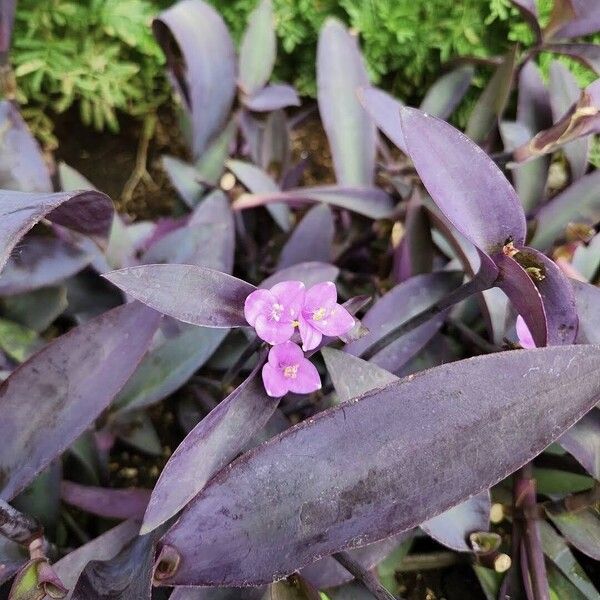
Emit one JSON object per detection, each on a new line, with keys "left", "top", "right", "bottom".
{"left": 244, "top": 281, "right": 305, "bottom": 345}
{"left": 262, "top": 341, "right": 321, "bottom": 398}
{"left": 298, "top": 281, "right": 355, "bottom": 351}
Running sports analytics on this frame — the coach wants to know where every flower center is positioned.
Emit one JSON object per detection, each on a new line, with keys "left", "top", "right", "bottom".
{"left": 283, "top": 364, "right": 299, "bottom": 379}
{"left": 271, "top": 303, "right": 284, "bottom": 321}
{"left": 312, "top": 307, "right": 327, "bottom": 321}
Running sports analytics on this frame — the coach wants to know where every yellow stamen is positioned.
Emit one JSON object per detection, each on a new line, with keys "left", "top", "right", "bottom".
{"left": 283, "top": 365, "right": 298, "bottom": 379}
{"left": 312, "top": 307, "right": 327, "bottom": 321}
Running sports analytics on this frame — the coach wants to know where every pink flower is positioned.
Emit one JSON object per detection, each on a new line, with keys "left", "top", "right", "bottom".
{"left": 516, "top": 315, "right": 536, "bottom": 349}
{"left": 244, "top": 281, "right": 305, "bottom": 345}
{"left": 262, "top": 341, "right": 321, "bottom": 398}
{"left": 298, "top": 281, "right": 355, "bottom": 351}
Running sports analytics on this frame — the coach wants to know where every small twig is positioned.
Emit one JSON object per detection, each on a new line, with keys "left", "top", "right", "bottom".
{"left": 397, "top": 551, "right": 466, "bottom": 572}
{"left": 544, "top": 481, "right": 600, "bottom": 515}
{"left": 489, "top": 150, "right": 514, "bottom": 168}
{"left": 361, "top": 275, "right": 493, "bottom": 360}
{"left": 333, "top": 551, "right": 402, "bottom": 600}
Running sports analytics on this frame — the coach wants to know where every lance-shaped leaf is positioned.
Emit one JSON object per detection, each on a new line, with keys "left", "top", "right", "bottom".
{"left": 141, "top": 366, "right": 278, "bottom": 533}
{"left": 400, "top": 107, "right": 526, "bottom": 258}
{"left": 278, "top": 204, "right": 334, "bottom": 269}
{"left": 0, "top": 101, "right": 51, "bottom": 193}
{"left": 242, "top": 84, "right": 301, "bottom": 112}
{"left": 0, "top": 237, "right": 91, "bottom": 296}
{"left": 156, "top": 345, "right": 600, "bottom": 586}
{"left": 572, "top": 279, "right": 600, "bottom": 344}
{"left": 113, "top": 324, "right": 227, "bottom": 414}
{"left": 238, "top": 0, "right": 275, "bottom": 95}
{"left": 233, "top": 185, "right": 395, "bottom": 220}
{"left": 260, "top": 261, "right": 339, "bottom": 289}
{"left": 531, "top": 170, "right": 600, "bottom": 250}
{"left": 323, "top": 348, "right": 490, "bottom": 552}
{"left": 465, "top": 47, "right": 517, "bottom": 143}
{"left": 547, "top": 0, "right": 600, "bottom": 39}
{"left": 420, "top": 66, "right": 474, "bottom": 121}
{"left": 61, "top": 481, "right": 150, "bottom": 520}
{"left": 103, "top": 264, "right": 255, "bottom": 328}
{"left": 344, "top": 272, "right": 463, "bottom": 373}
{"left": 51, "top": 521, "right": 140, "bottom": 600}
{"left": 513, "top": 79, "right": 600, "bottom": 163}
{"left": 162, "top": 156, "right": 203, "bottom": 208}
{"left": 70, "top": 526, "right": 163, "bottom": 600}
{"left": 549, "top": 60, "right": 589, "bottom": 180}
{"left": 317, "top": 19, "right": 375, "bottom": 186}
{"left": 153, "top": 0, "right": 236, "bottom": 159}
{"left": 0, "top": 302, "right": 160, "bottom": 500}
{"left": 0, "top": 189, "right": 113, "bottom": 272}
{"left": 559, "top": 408, "right": 600, "bottom": 479}
{"left": 357, "top": 87, "right": 406, "bottom": 153}
{"left": 546, "top": 507, "right": 600, "bottom": 561}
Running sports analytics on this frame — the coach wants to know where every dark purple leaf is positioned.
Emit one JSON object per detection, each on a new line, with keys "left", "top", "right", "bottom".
{"left": 170, "top": 588, "right": 264, "bottom": 600}
{"left": 559, "top": 408, "right": 600, "bottom": 479}
{"left": 317, "top": 19, "right": 376, "bottom": 185}
{"left": 0, "top": 0, "right": 16, "bottom": 54}
{"left": 400, "top": 107, "right": 526, "bottom": 256}
{"left": 52, "top": 521, "right": 140, "bottom": 600}
{"left": 549, "top": 0, "right": 600, "bottom": 39}
{"left": 0, "top": 236, "right": 91, "bottom": 296}
{"left": 344, "top": 272, "right": 463, "bottom": 373}
{"left": 531, "top": 171, "right": 600, "bottom": 250}
{"left": 420, "top": 66, "right": 474, "bottom": 121}
{"left": 549, "top": 60, "right": 589, "bottom": 180}
{"left": 141, "top": 366, "right": 278, "bottom": 533}
{"left": 103, "top": 264, "right": 255, "bottom": 328}
{"left": 517, "top": 61, "right": 553, "bottom": 134}
{"left": 278, "top": 204, "right": 334, "bottom": 269}
{"left": 571, "top": 279, "right": 600, "bottom": 344}
{"left": 0, "top": 302, "right": 160, "bottom": 500}
{"left": 153, "top": 0, "right": 236, "bottom": 159}
{"left": 233, "top": 185, "right": 395, "bottom": 220}
{"left": 0, "top": 188, "right": 113, "bottom": 272}
{"left": 546, "top": 44, "right": 600, "bottom": 75}
{"left": 465, "top": 47, "right": 517, "bottom": 143}
{"left": 510, "top": 0, "right": 542, "bottom": 41}
{"left": 61, "top": 481, "right": 150, "bottom": 520}
{"left": 546, "top": 507, "right": 600, "bottom": 561}
{"left": 113, "top": 324, "right": 227, "bottom": 414}
{"left": 243, "top": 84, "right": 301, "bottom": 112}
{"left": 357, "top": 87, "right": 406, "bottom": 153}
{"left": 0, "top": 100, "right": 51, "bottom": 193}
{"left": 260, "top": 262, "right": 339, "bottom": 289}
{"left": 157, "top": 345, "right": 600, "bottom": 586}
{"left": 238, "top": 0, "right": 276, "bottom": 95}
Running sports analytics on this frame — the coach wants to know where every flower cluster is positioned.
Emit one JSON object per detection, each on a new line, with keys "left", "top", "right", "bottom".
{"left": 244, "top": 280, "right": 355, "bottom": 398}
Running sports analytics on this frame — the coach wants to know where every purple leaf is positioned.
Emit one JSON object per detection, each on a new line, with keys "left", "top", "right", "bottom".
{"left": 153, "top": 0, "right": 236, "bottom": 159}
{"left": 260, "top": 109, "right": 291, "bottom": 175}
{"left": 260, "top": 262, "right": 339, "bottom": 289}
{"left": 52, "top": 521, "right": 140, "bottom": 600}
{"left": 510, "top": 0, "right": 542, "bottom": 41}
{"left": 113, "top": 324, "right": 228, "bottom": 414}
{"left": 317, "top": 19, "right": 376, "bottom": 185}
{"left": 0, "top": 236, "right": 91, "bottom": 296}
{"left": 420, "top": 66, "right": 474, "bottom": 121}
{"left": 517, "top": 61, "right": 553, "bottom": 134}
{"left": 0, "top": 100, "right": 51, "bottom": 193}
{"left": 0, "top": 537, "right": 26, "bottom": 586}
{"left": 549, "top": 60, "right": 589, "bottom": 180}
{"left": 546, "top": 43, "right": 600, "bottom": 75}
{"left": 531, "top": 170, "right": 600, "bottom": 250}
{"left": 546, "top": 507, "right": 600, "bottom": 561}
{"left": 243, "top": 84, "right": 301, "bottom": 112}
{"left": 571, "top": 279, "right": 600, "bottom": 344}
{"left": 156, "top": 345, "right": 600, "bottom": 586}
{"left": 344, "top": 272, "right": 463, "bottom": 373}
{"left": 400, "top": 107, "right": 526, "bottom": 256}
{"left": 357, "top": 87, "right": 406, "bottom": 153}
{"left": 278, "top": 204, "right": 334, "bottom": 269}
{"left": 170, "top": 589, "right": 263, "bottom": 600}
{"left": 233, "top": 185, "right": 395, "bottom": 219}
{"left": 61, "top": 481, "right": 150, "bottom": 520}
{"left": 0, "top": 189, "right": 113, "bottom": 272}
{"left": 465, "top": 47, "right": 517, "bottom": 143}
{"left": 0, "top": 302, "right": 160, "bottom": 500}
{"left": 103, "top": 264, "right": 255, "bottom": 328}
{"left": 161, "top": 156, "right": 204, "bottom": 208}
{"left": 549, "top": 0, "right": 600, "bottom": 39}
{"left": 0, "top": 0, "right": 16, "bottom": 54}
{"left": 141, "top": 366, "right": 278, "bottom": 533}
{"left": 559, "top": 408, "right": 600, "bottom": 479}
{"left": 238, "top": 0, "right": 276, "bottom": 95}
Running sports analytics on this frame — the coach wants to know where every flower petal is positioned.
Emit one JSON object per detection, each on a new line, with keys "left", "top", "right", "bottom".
{"left": 262, "top": 363, "right": 289, "bottom": 398}
{"left": 270, "top": 280, "right": 305, "bottom": 320}
{"left": 255, "top": 314, "right": 294, "bottom": 345}
{"left": 287, "top": 357, "right": 322, "bottom": 394}
{"left": 244, "top": 289, "right": 274, "bottom": 327}
{"left": 516, "top": 315, "right": 536, "bottom": 349}
{"left": 268, "top": 340, "right": 304, "bottom": 366}
{"left": 314, "top": 303, "right": 355, "bottom": 337}
{"left": 304, "top": 281, "right": 337, "bottom": 311}
{"left": 298, "top": 316, "right": 323, "bottom": 351}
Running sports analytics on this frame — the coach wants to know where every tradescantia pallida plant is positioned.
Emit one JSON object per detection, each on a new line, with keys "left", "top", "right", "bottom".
{"left": 1, "top": 0, "right": 600, "bottom": 599}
